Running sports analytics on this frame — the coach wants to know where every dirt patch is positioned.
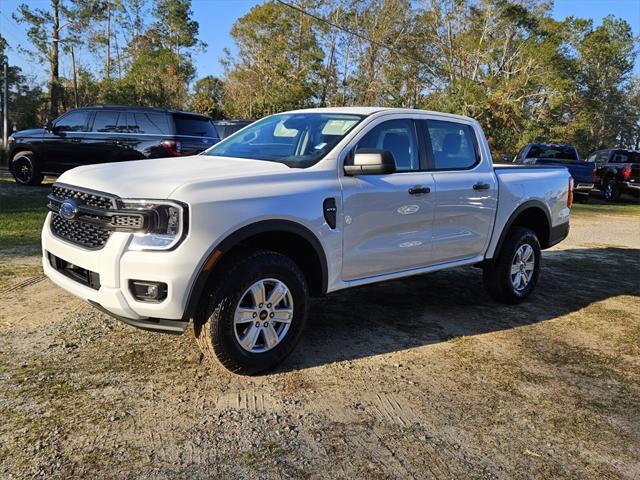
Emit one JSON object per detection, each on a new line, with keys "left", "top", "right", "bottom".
{"left": 0, "top": 201, "right": 639, "bottom": 478}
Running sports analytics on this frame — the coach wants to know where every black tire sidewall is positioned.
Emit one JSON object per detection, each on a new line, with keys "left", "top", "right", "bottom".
{"left": 199, "top": 252, "right": 308, "bottom": 374}
{"left": 12, "top": 151, "right": 43, "bottom": 186}
{"left": 604, "top": 180, "right": 619, "bottom": 202}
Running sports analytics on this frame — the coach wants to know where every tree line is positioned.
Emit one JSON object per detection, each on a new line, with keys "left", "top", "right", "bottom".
{"left": 2, "top": 0, "right": 639, "bottom": 157}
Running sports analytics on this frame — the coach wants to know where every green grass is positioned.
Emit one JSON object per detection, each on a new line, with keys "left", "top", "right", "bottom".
{"left": 571, "top": 200, "right": 640, "bottom": 216}
{"left": 0, "top": 177, "right": 51, "bottom": 254}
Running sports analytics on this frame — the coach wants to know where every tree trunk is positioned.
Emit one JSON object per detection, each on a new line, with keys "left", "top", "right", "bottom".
{"left": 106, "top": 1, "right": 111, "bottom": 79}
{"left": 50, "top": 0, "right": 61, "bottom": 117}
{"left": 71, "top": 45, "right": 78, "bottom": 108}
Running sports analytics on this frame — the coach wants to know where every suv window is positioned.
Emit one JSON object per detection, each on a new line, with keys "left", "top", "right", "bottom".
{"left": 54, "top": 111, "right": 90, "bottom": 132}
{"left": 133, "top": 113, "right": 172, "bottom": 135}
{"left": 426, "top": 120, "right": 478, "bottom": 170}
{"left": 92, "top": 111, "right": 120, "bottom": 132}
{"left": 174, "top": 115, "right": 217, "bottom": 137}
{"left": 355, "top": 119, "right": 419, "bottom": 171}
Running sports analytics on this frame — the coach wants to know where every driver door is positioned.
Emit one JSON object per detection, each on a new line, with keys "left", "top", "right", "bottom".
{"left": 341, "top": 117, "right": 436, "bottom": 280}
{"left": 41, "top": 110, "right": 92, "bottom": 172}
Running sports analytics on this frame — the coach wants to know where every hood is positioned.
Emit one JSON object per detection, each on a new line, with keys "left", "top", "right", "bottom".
{"left": 13, "top": 128, "right": 45, "bottom": 138}
{"left": 57, "top": 155, "right": 291, "bottom": 199}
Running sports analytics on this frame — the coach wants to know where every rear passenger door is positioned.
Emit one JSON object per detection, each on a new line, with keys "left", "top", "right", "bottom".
{"left": 421, "top": 119, "right": 497, "bottom": 264}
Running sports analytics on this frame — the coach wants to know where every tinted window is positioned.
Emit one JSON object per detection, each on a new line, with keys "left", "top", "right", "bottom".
{"left": 612, "top": 151, "right": 640, "bottom": 163}
{"left": 54, "top": 111, "right": 90, "bottom": 132}
{"left": 134, "top": 113, "right": 172, "bottom": 134}
{"left": 117, "top": 112, "right": 135, "bottom": 133}
{"left": 585, "top": 153, "right": 597, "bottom": 163}
{"left": 427, "top": 120, "right": 478, "bottom": 170}
{"left": 355, "top": 119, "right": 419, "bottom": 171}
{"left": 174, "top": 116, "right": 216, "bottom": 137}
{"left": 526, "top": 144, "right": 578, "bottom": 160}
{"left": 92, "top": 111, "right": 120, "bottom": 132}
{"left": 206, "top": 113, "right": 363, "bottom": 168}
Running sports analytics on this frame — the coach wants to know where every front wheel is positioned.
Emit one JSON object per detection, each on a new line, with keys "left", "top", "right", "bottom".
{"left": 483, "top": 227, "right": 541, "bottom": 304}
{"left": 194, "top": 250, "right": 308, "bottom": 375}
{"left": 11, "top": 151, "right": 44, "bottom": 186}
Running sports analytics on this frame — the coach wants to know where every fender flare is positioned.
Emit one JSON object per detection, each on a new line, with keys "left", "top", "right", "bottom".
{"left": 489, "top": 200, "right": 552, "bottom": 260}
{"left": 181, "top": 219, "right": 328, "bottom": 321}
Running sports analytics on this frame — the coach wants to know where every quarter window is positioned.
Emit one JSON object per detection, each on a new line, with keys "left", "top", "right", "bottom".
{"left": 355, "top": 119, "right": 419, "bottom": 171}
{"left": 426, "top": 120, "right": 478, "bottom": 170}
{"left": 54, "top": 111, "right": 90, "bottom": 132}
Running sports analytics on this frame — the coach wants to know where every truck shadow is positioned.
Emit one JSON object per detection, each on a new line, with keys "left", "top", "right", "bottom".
{"left": 284, "top": 247, "right": 640, "bottom": 371}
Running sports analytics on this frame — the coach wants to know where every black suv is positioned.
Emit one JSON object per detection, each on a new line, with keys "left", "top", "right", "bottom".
{"left": 7, "top": 105, "right": 220, "bottom": 185}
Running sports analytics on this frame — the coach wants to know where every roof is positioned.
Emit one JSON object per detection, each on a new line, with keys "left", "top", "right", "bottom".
{"left": 284, "top": 106, "right": 476, "bottom": 122}
{"left": 73, "top": 105, "right": 211, "bottom": 119}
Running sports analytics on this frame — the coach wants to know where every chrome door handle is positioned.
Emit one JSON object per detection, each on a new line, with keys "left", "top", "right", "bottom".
{"left": 473, "top": 182, "right": 490, "bottom": 190}
{"left": 408, "top": 185, "right": 431, "bottom": 195}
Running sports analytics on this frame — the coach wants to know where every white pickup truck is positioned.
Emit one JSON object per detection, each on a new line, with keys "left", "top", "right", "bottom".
{"left": 42, "top": 107, "right": 572, "bottom": 374}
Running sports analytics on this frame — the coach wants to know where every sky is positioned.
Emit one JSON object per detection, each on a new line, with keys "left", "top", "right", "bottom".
{"left": 1, "top": 0, "right": 639, "bottom": 83}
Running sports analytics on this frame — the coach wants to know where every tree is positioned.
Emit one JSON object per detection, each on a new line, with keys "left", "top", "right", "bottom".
{"left": 222, "top": 0, "right": 325, "bottom": 118}
{"left": 188, "top": 76, "right": 224, "bottom": 118}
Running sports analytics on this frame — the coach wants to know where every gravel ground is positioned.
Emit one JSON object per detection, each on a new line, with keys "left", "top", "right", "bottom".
{"left": 0, "top": 201, "right": 639, "bottom": 479}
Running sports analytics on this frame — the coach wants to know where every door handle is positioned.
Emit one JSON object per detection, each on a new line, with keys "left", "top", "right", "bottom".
{"left": 70, "top": 138, "right": 81, "bottom": 143}
{"left": 473, "top": 182, "right": 490, "bottom": 190}
{"left": 408, "top": 185, "right": 431, "bottom": 195}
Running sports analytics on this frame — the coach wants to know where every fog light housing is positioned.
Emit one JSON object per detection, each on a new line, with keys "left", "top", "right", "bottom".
{"left": 129, "top": 280, "right": 167, "bottom": 302}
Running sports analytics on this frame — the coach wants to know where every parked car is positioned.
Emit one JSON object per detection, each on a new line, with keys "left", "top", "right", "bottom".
{"left": 585, "top": 149, "right": 640, "bottom": 202}
{"left": 513, "top": 143, "right": 595, "bottom": 200}
{"left": 42, "top": 107, "right": 572, "bottom": 374}
{"left": 7, "top": 105, "right": 220, "bottom": 186}
{"left": 212, "top": 120, "right": 253, "bottom": 140}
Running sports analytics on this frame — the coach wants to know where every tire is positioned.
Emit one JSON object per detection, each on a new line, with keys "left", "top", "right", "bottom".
{"left": 194, "top": 250, "right": 309, "bottom": 375}
{"left": 11, "top": 151, "right": 44, "bottom": 186}
{"left": 603, "top": 179, "right": 620, "bottom": 202}
{"left": 483, "top": 227, "right": 541, "bottom": 304}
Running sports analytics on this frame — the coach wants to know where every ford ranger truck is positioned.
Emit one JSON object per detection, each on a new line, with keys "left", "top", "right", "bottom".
{"left": 42, "top": 108, "right": 572, "bottom": 375}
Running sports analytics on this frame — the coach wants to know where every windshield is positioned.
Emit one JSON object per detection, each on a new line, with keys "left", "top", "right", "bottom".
{"left": 204, "top": 113, "right": 364, "bottom": 167}
{"left": 527, "top": 144, "right": 578, "bottom": 160}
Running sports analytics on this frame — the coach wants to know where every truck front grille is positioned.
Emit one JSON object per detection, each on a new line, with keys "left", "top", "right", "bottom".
{"left": 51, "top": 185, "right": 117, "bottom": 210}
{"left": 49, "top": 185, "right": 118, "bottom": 249}
{"left": 51, "top": 213, "right": 112, "bottom": 249}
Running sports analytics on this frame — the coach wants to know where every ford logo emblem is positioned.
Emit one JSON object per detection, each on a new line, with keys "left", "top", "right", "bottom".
{"left": 59, "top": 199, "right": 79, "bottom": 221}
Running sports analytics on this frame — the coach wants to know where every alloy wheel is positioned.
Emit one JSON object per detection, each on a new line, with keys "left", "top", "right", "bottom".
{"left": 510, "top": 244, "right": 535, "bottom": 292}
{"left": 233, "top": 278, "right": 294, "bottom": 353}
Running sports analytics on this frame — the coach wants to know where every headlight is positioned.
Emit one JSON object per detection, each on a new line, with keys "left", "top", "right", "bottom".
{"left": 119, "top": 199, "right": 188, "bottom": 251}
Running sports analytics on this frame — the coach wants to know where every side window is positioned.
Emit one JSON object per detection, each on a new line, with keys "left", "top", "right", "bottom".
{"left": 426, "top": 120, "right": 478, "bottom": 170}
{"left": 585, "top": 153, "right": 597, "bottom": 163}
{"left": 355, "top": 119, "right": 419, "bottom": 171}
{"left": 135, "top": 113, "right": 172, "bottom": 135}
{"left": 92, "top": 111, "right": 120, "bottom": 132}
{"left": 117, "top": 112, "right": 136, "bottom": 133}
{"left": 598, "top": 151, "right": 610, "bottom": 163}
{"left": 54, "top": 111, "right": 90, "bottom": 132}
{"left": 515, "top": 146, "right": 527, "bottom": 161}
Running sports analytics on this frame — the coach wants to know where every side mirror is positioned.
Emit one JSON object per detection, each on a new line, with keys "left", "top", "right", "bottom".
{"left": 44, "top": 121, "right": 53, "bottom": 131}
{"left": 344, "top": 149, "right": 397, "bottom": 176}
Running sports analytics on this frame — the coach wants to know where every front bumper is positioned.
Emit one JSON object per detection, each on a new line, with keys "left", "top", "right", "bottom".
{"left": 42, "top": 213, "right": 193, "bottom": 334}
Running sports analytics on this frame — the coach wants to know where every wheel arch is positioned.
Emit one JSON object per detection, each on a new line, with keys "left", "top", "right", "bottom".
{"left": 490, "top": 201, "right": 552, "bottom": 260}
{"left": 182, "top": 219, "right": 329, "bottom": 321}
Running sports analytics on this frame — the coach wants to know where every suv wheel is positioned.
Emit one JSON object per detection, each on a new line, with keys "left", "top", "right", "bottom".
{"left": 483, "top": 227, "right": 541, "bottom": 304}
{"left": 603, "top": 180, "right": 620, "bottom": 202}
{"left": 194, "top": 250, "right": 308, "bottom": 375}
{"left": 11, "top": 151, "right": 44, "bottom": 186}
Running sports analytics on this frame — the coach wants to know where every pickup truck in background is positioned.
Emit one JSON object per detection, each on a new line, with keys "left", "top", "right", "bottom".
{"left": 585, "top": 149, "right": 640, "bottom": 202}
{"left": 41, "top": 107, "right": 572, "bottom": 374}
{"left": 513, "top": 143, "right": 595, "bottom": 201}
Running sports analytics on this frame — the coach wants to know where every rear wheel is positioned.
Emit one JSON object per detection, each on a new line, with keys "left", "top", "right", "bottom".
{"left": 483, "top": 227, "right": 541, "bottom": 304}
{"left": 194, "top": 250, "right": 308, "bottom": 375}
{"left": 603, "top": 180, "right": 620, "bottom": 202}
{"left": 11, "top": 151, "right": 44, "bottom": 186}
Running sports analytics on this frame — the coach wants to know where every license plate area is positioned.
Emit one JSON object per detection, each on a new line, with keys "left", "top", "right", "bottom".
{"left": 47, "top": 251, "right": 101, "bottom": 290}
